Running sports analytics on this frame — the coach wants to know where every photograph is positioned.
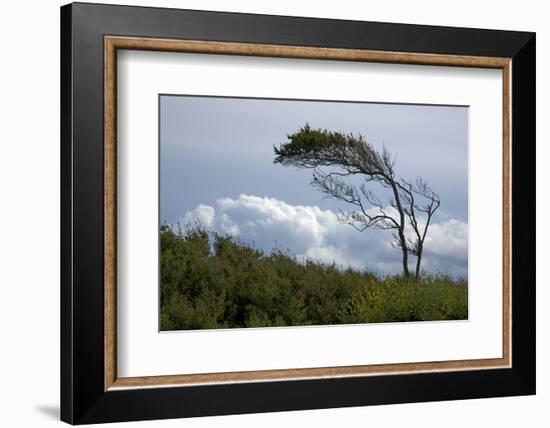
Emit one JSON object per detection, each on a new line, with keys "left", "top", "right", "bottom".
{"left": 159, "top": 95, "right": 469, "bottom": 331}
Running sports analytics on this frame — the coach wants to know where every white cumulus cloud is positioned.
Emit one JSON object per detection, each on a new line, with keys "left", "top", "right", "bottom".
{"left": 181, "top": 203, "right": 215, "bottom": 228}
{"left": 178, "top": 194, "right": 467, "bottom": 277}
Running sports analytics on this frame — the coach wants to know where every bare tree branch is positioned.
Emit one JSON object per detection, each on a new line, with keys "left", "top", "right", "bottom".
{"left": 312, "top": 169, "right": 400, "bottom": 231}
{"left": 398, "top": 178, "right": 441, "bottom": 278}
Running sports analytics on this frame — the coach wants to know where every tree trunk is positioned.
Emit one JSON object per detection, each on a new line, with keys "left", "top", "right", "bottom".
{"left": 414, "top": 246, "right": 423, "bottom": 280}
{"left": 399, "top": 231, "right": 410, "bottom": 277}
{"left": 389, "top": 181, "right": 409, "bottom": 278}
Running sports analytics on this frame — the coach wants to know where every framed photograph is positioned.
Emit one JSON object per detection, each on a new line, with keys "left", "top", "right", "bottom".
{"left": 60, "top": 2, "right": 535, "bottom": 424}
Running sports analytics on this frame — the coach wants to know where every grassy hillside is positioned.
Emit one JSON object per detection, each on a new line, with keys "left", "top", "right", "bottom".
{"left": 160, "top": 226, "right": 468, "bottom": 331}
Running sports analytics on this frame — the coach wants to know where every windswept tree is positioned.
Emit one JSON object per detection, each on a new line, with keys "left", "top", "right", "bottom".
{"left": 273, "top": 124, "right": 440, "bottom": 279}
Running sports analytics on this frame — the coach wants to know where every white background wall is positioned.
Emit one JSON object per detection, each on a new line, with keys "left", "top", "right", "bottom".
{"left": 0, "top": 0, "right": 546, "bottom": 426}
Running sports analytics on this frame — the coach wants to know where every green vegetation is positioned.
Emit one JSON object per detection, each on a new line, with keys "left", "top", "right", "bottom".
{"left": 160, "top": 225, "right": 468, "bottom": 331}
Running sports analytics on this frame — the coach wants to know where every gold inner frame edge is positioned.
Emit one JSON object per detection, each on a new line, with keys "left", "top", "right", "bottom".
{"left": 104, "top": 36, "right": 512, "bottom": 391}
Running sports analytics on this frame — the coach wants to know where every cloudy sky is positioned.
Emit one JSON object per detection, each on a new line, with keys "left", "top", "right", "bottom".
{"left": 160, "top": 95, "right": 468, "bottom": 277}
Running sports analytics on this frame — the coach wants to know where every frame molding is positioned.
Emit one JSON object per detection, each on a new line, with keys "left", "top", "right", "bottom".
{"left": 62, "top": 2, "right": 535, "bottom": 424}
{"left": 103, "top": 35, "right": 512, "bottom": 391}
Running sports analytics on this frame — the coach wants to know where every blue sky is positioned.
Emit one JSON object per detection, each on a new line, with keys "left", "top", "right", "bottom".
{"left": 160, "top": 95, "right": 468, "bottom": 277}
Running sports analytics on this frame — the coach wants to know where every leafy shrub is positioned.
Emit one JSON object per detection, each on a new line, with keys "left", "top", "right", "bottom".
{"left": 160, "top": 225, "right": 468, "bottom": 330}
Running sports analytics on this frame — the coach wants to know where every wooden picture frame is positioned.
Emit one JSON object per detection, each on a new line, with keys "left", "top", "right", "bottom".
{"left": 61, "top": 2, "right": 535, "bottom": 424}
